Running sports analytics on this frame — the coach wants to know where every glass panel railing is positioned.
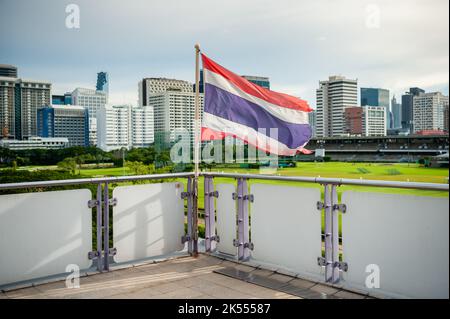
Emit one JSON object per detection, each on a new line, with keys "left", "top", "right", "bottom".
{"left": 341, "top": 191, "right": 449, "bottom": 298}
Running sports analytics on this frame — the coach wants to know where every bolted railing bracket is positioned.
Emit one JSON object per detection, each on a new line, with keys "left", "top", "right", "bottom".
{"left": 334, "top": 261, "right": 348, "bottom": 272}
{"left": 333, "top": 203, "right": 347, "bottom": 213}
{"left": 244, "top": 242, "right": 254, "bottom": 250}
{"left": 233, "top": 239, "right": 254, "bottom": 250}
{"left": 205, "top": 190, "right": 219, "bottom": 198}
{"left": 109, "top": 247, "right": 117, "bottom": 256}
{"left": 317, "top": 201, "right": 325, "bottom": 210}
{"left": 88, "top": 199, "right": 100, "bottom": 208}
{"left": 208, "top": 235, "right": 220, "bottom": 243}
{"left": 109, "top": 198, "right": 118, "bottom": 207}
{"left": 243, "top": 194, "right": 254, "bottom": 202}
{"left": 232, "top": 192, "right": 240, "bottom": 200}
{"left": 317, "top": 256, "right": 332, "bottom": 267}
{"left": 181, "top": 235, "right": 191, "bottom": 244}
{"left": 88, "top": 251, "right": 100, "bottom": 260}
{"left": 181, "top": 191, "right": 191, "bottom": 199}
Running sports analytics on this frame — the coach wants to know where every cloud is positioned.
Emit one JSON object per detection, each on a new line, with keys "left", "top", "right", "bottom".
{"left": 0, "top": 0, "right": 448, "bottom": 107}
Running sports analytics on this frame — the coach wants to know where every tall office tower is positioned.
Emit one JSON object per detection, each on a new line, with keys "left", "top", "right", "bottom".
{"left": 139, "top": 78, "right": 193, "bottom": 106}
{"left": 308, "top": 110, "right": 316, "bottom": 137}
{"left": 412, "top": 92, "right": 449, "bottom": 133}
{"left": 131, "top": 106, "right": 154, "bottom": 147}
{"left": 97, "top": 104, "right": 132, "bottom": 151}
{"left": 0, "top": 64, "right": 18, "bottom": 78}
{"left": 0, "top": 76, "right": 51, "bottom": 140}
{"left": 391, "top": 95, "right": 402, "bottom": 129}
{"left": 71, "top": 88, "right": 108, "bottom": 146}
{"left": 401, "top": 87, "right": 424, "bottom": 132}
{"left": 96, "top": 72, "right": 109, "bottom": 93}
{"left": 37, "top": 105, "right": 89, "bottom": 147}
{"left": 344, "top": 106, "right": 386, "bottom": 136}
{"left": 360, "top": 87, "right": 390, "bottom": 128}
{"left": 241, "top": 75, "right": 270, "bottom": 90}
{"left": 315, "top": 75, "right": 358, "bottom": 137}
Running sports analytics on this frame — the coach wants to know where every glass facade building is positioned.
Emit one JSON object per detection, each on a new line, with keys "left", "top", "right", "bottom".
{"left": 360, "top": 87, "right": 390, "bottom": 129}
{"left": 96, "top": 72, "right": 109, "bottom": 93}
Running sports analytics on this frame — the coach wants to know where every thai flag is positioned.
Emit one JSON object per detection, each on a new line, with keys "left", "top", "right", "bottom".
{"left": 201, "top": 54, "right": 313, "bottom": 156}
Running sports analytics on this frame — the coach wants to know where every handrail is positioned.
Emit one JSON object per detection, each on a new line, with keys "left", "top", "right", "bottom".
{"left": 201, "top": 172, "right": 449, "bottom": 191}
{"left": 0, "top": 172, "right": 195, "bottom": 190}
{"left": 0, "top": 171, "right": 447, "bottom": 191}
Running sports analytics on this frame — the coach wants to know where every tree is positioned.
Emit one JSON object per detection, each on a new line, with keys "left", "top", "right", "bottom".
{"left": 57, "top": 157, "right": 77, "bottom": 174}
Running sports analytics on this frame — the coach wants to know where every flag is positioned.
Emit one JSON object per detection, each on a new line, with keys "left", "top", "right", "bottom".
{"left": 200, "top": 54, "right": 313, "bottom": 156}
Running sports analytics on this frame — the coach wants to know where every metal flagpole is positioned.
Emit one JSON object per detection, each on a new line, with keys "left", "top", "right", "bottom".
{"left": 192, "top": 43, "right": 201, "bottom": 256}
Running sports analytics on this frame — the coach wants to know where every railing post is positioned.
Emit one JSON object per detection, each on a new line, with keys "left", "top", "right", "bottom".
{"left": 186, "top": 176, "right": 194, "bottom": 254}
{"left": 204, "top": 176, "right": 217, "bottom": 252}
{"left": 237, "top": 178, "right": 251, "bottom": 261}
{"left": 331, "top": 184, "right": 340, "bottom": 283}
{"left": 324, "top": 184, "right": 333, "bottom": 282}
{"left": 192, "top": 176, "right": 199, "bottom": 256}
{"left": 96, "top": 183, "right": 103, "bottom": 272}
{"left": 103, "top": 182, "right": 110, "bottom": 271}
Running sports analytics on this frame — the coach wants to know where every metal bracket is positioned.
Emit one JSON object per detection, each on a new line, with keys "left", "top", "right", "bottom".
{"left": 88, "top": 251, "right": 100, "bottom": 260}
{"left": 233, "top": 239, "right": 254, "bottom": 250}
{"left": 232, "top": 192, "right": 240, "bottom": 200}
{"left": 333, "top": 203, "right": 347, "bottom": 213}
{"left": 88, "top": 199, "right": 100, "bottom": 208}
{"left": 317, "top": 256, "right": 331, "bottom": 267}
{"left": 181, "top": 235, "right": 191, "bottom": 244}
{"left": 109, "top": 198, "right": 118, "bottom": 206}
{"left": 334, "top": 261, "right": 348, "bottom": 272}
{"left": 205, "top": 190, "right": 219, "bottom": 198}
{"left": 208, "top": 235, "right": 220, "bottom": 242}
{"left": 317, "top": 201, "right": 325, "bottom": 210}
{"left": 243, "top": 194, "right": 254, "bottom": 202}
{"left": 181, "top": 191, "right": 191, "bottom": 199}
{"left": 109, "top": 247, "right": 117, "bottom": 256}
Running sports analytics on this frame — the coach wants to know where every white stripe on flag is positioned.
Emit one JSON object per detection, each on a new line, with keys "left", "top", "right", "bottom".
{"left": 204, "top": 68, "right": 310, "bottom": 125}
{"left": 202, "top": 112, "right": 308, "bottom": 156}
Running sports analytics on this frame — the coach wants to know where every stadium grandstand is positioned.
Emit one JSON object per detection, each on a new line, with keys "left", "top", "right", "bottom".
{"left": 299, "top": 134, "right": 449, "bottom": 162}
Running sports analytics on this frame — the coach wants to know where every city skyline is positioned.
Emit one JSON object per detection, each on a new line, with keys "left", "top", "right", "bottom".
{"left": 0, "top": 0, "right": 448, "bottom": 109}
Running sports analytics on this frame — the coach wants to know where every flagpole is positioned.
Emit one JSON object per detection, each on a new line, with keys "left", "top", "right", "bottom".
{"left": 192, "top": 43, "right": 201, "bottom": 256}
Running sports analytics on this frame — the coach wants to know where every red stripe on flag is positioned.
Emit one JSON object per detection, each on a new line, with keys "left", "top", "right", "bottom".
{"left": 202, "top": 54, "right": 312, "bottom": 112}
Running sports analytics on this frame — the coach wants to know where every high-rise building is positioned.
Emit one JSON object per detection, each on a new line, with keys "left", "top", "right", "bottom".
{"left": 97, "top": 104, "right": 132, "bottom": 151}
{"left": 391, "top": 95, "right": 402, "bottom": 129}
{"left": 412, "top": 92, "right": 448, "bottom": 133}
{"left": 131, "top": 106, "right": 154, "bottom": 147}
{"left": 401, "top": 87, "right": 424, "bottom": 132}
{"left": 316, "top": 75, "right": 358, "bottom": 137}
{"left": 0, "top": 64, "right": 18, "bottom": 78}
{"left": 96, "top": 72, "right": 109, "bottom": 93}
{"left": 344, "top": 105, "right": 386, "bottom": 136}
{"left": 0, "top": 76, "right": 51, "bottom": 140}
{"left": 37, "top": 105, "right": 89, "bottom": 147}
{"left": 52, "top": 93, "right": 72, "bottom": 105}
{"left": 444, "top": 103, "right": 449, "bottom": 133}
{"left": 360, "top": 87, "right": 390, "bottom": 128}
{"left": 139, "top": 78, "right": 193, "bottom": 106}
{"left": 150, "top": 91, "right": 204, "bottom": 145}
{"left": 308, "top": 110, "right": 316, "bottom": 137}
{"left": 71, "top": 88, "right": 108, "bottom": 145}
{"left": 241, "top": 75, "right": 270, "bottom": 90}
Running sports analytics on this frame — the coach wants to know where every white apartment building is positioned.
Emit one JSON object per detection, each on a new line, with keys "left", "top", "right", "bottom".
{"left": 149, "top": 91, "right": 204, "bottom": 145}
{"left": 71, "top": 88, "right": 108, "bottom": 146}
{"left": 316, "top": 75, "right": 358, "bottom": 137}
{"left": 413, "top": 92, "right": 449, "bottom": 133}
{"left": 131, "top": 106, "right": 154, "bottom": 147}
{"left": 362, "top": 105, "right": 387, "bottom": 136}
{"left": 97, "top": 104, "right": 131, "bottom": 152}
{"left": 139, "top": 78, "right": 193, "bottom": 106}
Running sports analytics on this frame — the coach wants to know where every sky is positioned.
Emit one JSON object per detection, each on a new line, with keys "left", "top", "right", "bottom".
{"left": 0, "top": 0, "right": 448, "bottom": 109}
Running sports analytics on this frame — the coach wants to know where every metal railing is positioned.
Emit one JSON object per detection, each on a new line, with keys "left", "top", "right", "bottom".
{"left": 0, "top": 171, "right": 448, "bottom": 293}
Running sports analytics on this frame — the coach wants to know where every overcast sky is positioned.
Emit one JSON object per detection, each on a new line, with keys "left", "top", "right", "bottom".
{"left": 0, "top": 0, "right": 448, "bottom": 108}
